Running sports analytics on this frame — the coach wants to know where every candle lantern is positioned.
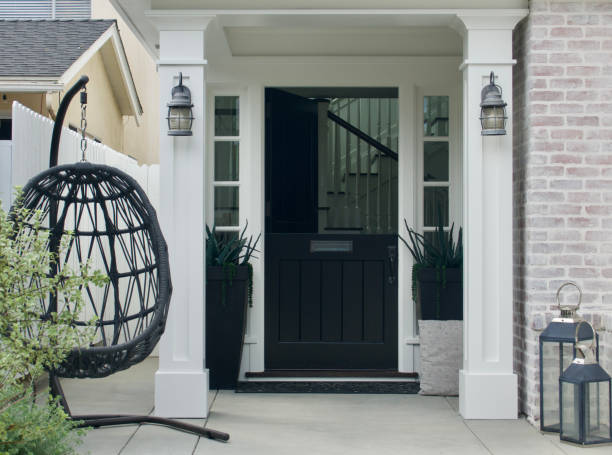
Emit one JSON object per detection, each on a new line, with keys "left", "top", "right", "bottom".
{"left": 539, "top": 282, "right": 598, "bottom": 432}
{"left": 559, "top": 321, "right": 611, "bottom": 445}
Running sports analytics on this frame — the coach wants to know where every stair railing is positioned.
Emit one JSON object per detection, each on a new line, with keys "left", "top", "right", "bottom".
{"left": 326, "top": 100, "right": 398, "bottom": 233}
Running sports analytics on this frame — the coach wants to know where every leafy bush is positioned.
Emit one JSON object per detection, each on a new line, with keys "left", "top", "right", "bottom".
{"left": 0, "top": 385, "right": 84, "bottom": 455}
{"left": 0, "top": 198, "right": 107, "bottom": 454}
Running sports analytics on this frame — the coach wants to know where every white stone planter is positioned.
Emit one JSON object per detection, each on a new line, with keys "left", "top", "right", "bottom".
{"left": 418, "top": 320, "right": 463, "bottom": 396}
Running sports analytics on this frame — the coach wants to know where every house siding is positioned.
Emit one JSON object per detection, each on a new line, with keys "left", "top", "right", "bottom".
{"left": 92, "top": 0, "right": 160, "bottom": 165}
{"left": 47, "top": 51, "right": 124, "bottom": 153}
{"left": 513, "top": 0, "right": 612, "bottom": 424}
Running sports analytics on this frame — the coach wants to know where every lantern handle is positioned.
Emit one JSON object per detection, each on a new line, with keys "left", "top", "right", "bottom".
{"left": 489, "top": 71, "right": 503, "bottom": 96}
{"left": 555, "top": 281, "right": 582, "bottom": 316}
{"left": 574, "top": 320, "right": 597, "bottom": 363}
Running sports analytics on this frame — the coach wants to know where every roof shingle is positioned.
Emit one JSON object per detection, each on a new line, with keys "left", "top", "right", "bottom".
{"left": 0, "top": 19, "right": 115, "bottom": 78}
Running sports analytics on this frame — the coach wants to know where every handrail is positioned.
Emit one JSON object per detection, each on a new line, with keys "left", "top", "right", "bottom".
{"left": 327, "top": 110, "right": 398, "bottom": 161}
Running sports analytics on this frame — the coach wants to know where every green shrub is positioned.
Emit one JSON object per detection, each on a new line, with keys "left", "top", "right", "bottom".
{"left": 0, "top": 198, "right": 107, "bottom": 455}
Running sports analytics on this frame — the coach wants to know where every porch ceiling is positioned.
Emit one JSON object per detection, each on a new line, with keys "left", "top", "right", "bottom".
{"left": 224, "top": 26, "right": 461, "bottom": 57}
{"left": 150, "top": 0, "right": 528, "bottom": 9}
{"left": 109, "top": 1, "right": 527, "bottom": 60}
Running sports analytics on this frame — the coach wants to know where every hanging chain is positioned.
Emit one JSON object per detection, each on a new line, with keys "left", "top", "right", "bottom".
{"left": 80, "top": 88, "right": 88, "bottom": 161}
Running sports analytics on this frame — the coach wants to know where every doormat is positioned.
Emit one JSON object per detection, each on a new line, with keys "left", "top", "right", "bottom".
{"left": 236, "top": 381, "right": 420, "bottom": 394}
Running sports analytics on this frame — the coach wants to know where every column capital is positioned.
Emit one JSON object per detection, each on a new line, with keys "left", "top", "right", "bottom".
{"left": 451, "top": 10, "right": 528, "bottom": 36}
{"left": 153, "top": 16, "right": 212, "bottom": 66}
{"left": 452, "top": 10, "right": 527, "bottom": 62}
{"left": 145, "top": 10, "right": 215, "bottom": 32}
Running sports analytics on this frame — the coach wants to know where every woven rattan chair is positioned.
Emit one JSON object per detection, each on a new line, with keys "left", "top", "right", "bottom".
{"left": 15, "top": 76, "right": 228, "bottom": 441}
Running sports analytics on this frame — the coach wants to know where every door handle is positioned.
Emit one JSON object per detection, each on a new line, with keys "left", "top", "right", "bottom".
{"left": 387, "top": 245, "right": 397, "bottom": 285}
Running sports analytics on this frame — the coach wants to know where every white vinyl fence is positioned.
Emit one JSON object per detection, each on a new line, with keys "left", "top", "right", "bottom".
{"left": 1, "top": 101, "right": 159, "bottom": 209}
{"left": 0, "top": 140, "right": 11, "bottom": 210}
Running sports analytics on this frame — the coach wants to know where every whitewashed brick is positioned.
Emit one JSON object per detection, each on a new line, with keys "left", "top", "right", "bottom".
{"left": 514, "top": 0, "right": 612, "bottom": 425}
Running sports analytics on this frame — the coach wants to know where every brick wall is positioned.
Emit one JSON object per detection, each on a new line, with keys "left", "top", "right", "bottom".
{"left": 513, "top": 0, "right": 612, "bottom": 424}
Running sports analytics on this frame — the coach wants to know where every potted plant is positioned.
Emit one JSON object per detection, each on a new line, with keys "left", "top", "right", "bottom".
{"left": 401, "top": 220, "right": 463, "bottom": 321}
{"left": 401, "top": 218, "right": 463, "bottom": 395}
{"left": 205, "top": 224, "right": 260, "bottom": 389}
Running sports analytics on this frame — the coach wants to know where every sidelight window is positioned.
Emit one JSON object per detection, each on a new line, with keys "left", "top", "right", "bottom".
{"left": 422, "top": 95, "right": 451, "bottom": 242}
{"left": 213, "top": 95, "right": 240, "bottom": 238}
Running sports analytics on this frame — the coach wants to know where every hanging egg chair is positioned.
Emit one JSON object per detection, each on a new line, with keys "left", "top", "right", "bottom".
{"left": 20, "top": 161, "right": 169, "bottom": 378}
{"left": 14, "top": 75, "right": 228, "bottom": 441}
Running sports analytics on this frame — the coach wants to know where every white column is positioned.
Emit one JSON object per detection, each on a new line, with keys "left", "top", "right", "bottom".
{"left": 147, "top": 12, "right": 214, "bottom": 418}
{"left": 453, "top": 11, "right": 527, "bottom": 420}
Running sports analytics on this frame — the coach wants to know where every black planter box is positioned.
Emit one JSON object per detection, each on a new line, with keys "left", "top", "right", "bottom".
{"left": 206, "top": 265, "right": 249, "bottom": 389}
{"left": 418, "top": 267, "right": 463, "bottom": 320}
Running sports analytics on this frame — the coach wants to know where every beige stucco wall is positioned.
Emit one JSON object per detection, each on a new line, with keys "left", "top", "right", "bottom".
{"left": 93, "top": 0, "right": 160, "bottom": 164}
{"left": 0, "top": 92, "right": 45, "bottom": 116}
{"left": 47, "top": 51, "right": 125, "bottom": 153}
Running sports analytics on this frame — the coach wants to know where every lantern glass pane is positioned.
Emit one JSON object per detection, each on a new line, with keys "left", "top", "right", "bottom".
{"left": 541, "top": 341, "right": 574, "bottom": 431}
{"left": 214, "top": 141, "right": 239, "bottom": 181}
{"left": 561, "top": 381, "right": 580, "bottom": 441}
{"left": 481, "top": 106, "right": 506, "bottom": 131}
{"left": 215, "top": 96, "right": 239, "bottom": 137}
{"left": 424, "top": 96, "right": 449, "bottom": 137}
{"left": 585, "top": 381, "right": 611, "bottom": 443}
{"left": 169, "top": 107, "right": 192, "bottom": 131}
{"left": 214, "top": 187, "right": 239, "bottom": 226}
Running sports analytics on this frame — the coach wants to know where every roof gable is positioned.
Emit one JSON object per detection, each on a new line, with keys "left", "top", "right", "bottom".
{"left": 0, "top": 19, "right": 115, "bottom": 78}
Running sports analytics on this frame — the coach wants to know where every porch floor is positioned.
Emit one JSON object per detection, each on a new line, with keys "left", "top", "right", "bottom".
{"left": 63, "top": 358, "right": 608, "bottom": 455}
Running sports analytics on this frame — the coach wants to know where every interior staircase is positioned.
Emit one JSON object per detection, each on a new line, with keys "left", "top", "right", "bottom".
{"left": 319, "top": 97, "right": 398, "bottom": 234}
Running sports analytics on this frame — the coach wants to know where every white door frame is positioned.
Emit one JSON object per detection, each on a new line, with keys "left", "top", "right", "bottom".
{"left": 204, "top": 57, "right": 463, "bottom": 376}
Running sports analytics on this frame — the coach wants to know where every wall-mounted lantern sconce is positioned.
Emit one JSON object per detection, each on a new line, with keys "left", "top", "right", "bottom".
{"left": 480, "top": 71, "right": 507, "bottom": 136}
{"left": 167, "top": 72, "right": 194, "bottom": 136}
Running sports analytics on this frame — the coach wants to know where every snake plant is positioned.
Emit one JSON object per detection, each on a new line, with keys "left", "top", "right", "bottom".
{"left": 400, "top": 217, "right": 463, "bottom": 319}
{"left": 206, "top": 222, "right": 260, "bottom": 307}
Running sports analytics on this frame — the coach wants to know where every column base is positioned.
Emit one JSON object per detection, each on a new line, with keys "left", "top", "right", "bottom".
{"left": 154, "top": 369, "right": 209, "bottom": 418}
{"left": 459, "top": 370, "right": 517, "bottom": 419}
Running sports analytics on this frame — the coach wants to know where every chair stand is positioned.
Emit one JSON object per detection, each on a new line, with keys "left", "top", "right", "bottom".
{"left": 50, "top": 373, "right": 230, "bottom": 442}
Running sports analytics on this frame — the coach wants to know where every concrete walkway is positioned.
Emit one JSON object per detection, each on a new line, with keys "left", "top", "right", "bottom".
{"left": 63, "top": 358, "right": 606, "bottom": 454}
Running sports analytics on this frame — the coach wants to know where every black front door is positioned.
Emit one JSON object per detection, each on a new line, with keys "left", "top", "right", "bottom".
{"left": 265, "top": 88, "right": 399, "bottom": 370}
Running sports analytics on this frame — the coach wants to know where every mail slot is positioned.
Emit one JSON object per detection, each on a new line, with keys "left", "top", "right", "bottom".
{"left": 310, "top": 240, "right": 353, "bottom": 253}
